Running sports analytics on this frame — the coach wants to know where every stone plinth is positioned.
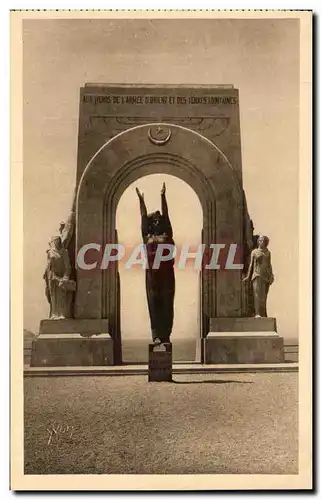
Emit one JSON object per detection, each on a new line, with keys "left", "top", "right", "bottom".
{"left": 31, "top": 319, "right": 113, "bottom": 367}
{"left": 204, "top": 317, "right": 284, "bottom": 364}
{"left": 209, "top": 317, "right": 277, "bottom": 332}
{"left": 148, "top": 343, "right": 172, "bottom": 382}
{"left": 39, "top": 319, "right": 109, "bottom": 336}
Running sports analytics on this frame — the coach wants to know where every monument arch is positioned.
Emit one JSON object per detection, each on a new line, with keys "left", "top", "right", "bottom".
{"left": 75, "top": 123, "right": 244, "bottom": 363}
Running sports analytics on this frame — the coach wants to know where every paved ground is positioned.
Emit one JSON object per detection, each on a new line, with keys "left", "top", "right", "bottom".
{"left": 24, "top": 373, "right": 298, "bottom": 475}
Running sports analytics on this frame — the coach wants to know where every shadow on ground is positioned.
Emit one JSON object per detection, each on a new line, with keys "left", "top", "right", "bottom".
{"left": 171, "top": 379, "right": 253, "bottom": 384}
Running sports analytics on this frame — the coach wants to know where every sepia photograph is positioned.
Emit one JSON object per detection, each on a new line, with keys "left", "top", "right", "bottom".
{"left": 10, "top": 10, "right": 312, "bottom": 490}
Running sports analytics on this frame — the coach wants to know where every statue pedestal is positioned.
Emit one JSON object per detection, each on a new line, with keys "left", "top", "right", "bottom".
{"left": 148, "top": 343, "right": 172, "bottom": 382}
{"left": 203, "top": 317, "right": 285, "bottom": 364}
{"left": 30, "top": 319, "right": 114, "bottom": 367}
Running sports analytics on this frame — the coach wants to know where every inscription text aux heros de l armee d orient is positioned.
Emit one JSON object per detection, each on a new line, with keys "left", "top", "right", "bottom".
{"left": 76, "top": 243, "right": 245, "bottom": 271}
{"left": 83, "top": 94, "right": 238, "bottom": 106}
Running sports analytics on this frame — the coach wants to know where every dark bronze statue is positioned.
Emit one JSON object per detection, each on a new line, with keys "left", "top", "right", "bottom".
{"left": 136, "top": 182, "right": 175, "bottom": 344}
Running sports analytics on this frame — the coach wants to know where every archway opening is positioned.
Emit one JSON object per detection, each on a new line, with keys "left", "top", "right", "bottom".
{"left": 116, "top": 173, "right": 203, "bottom": 363}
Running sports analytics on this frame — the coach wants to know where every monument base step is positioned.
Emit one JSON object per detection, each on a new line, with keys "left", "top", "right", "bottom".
{"left": 30, "top": 333, "right": 114, "bottom": 367}
{"left": 203, "top": 333, "right": 284, "bottom": 364}
{"left": 24, "top": 362, "right": 298, "bottom": 377}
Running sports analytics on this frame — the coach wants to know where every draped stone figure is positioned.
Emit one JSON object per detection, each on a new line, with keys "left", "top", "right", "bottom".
{"left": 242, "top": 190, "right": 257, "bottom": 316}
{"left": 243, "top": 235, "right": 274, "bottom": 318}
{"left": 44, "top": 190, "right": 76, "bottom": 319}
{"left": 136, "top": 182, "right": 175, "bottom": 344}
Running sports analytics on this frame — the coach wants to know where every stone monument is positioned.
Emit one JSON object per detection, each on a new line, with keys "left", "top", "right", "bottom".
{"left": 30, "top": 83, "right": 284, "bottom": 367}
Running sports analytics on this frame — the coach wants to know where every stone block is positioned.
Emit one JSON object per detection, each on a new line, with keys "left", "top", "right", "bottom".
{"left": 204, "top": 333, "right": 284, "bottom": 364}
{"left": 148, "top": 343, "right": 172, "bottom": 382}
{"left": 209, "top": 317, "right": 277, "bottom": 333}
{"left": 30, "top": 333, "right": 113, "bottom": 367}
{"left": 39, "top": 319, "right": 109, "bottom": 336}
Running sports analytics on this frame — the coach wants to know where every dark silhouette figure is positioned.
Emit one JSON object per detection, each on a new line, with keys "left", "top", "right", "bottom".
{"left": 136, "top": 182, "right": 175, "bottom": 344}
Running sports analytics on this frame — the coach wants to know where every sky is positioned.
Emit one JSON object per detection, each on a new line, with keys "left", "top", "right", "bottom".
{"left": 23, "top": 18, "right": 299, "bottom": 340}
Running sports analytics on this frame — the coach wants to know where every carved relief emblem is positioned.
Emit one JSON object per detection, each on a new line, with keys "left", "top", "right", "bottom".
{"left": 148, "top": 125, "right": 171, "bottom": 145}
